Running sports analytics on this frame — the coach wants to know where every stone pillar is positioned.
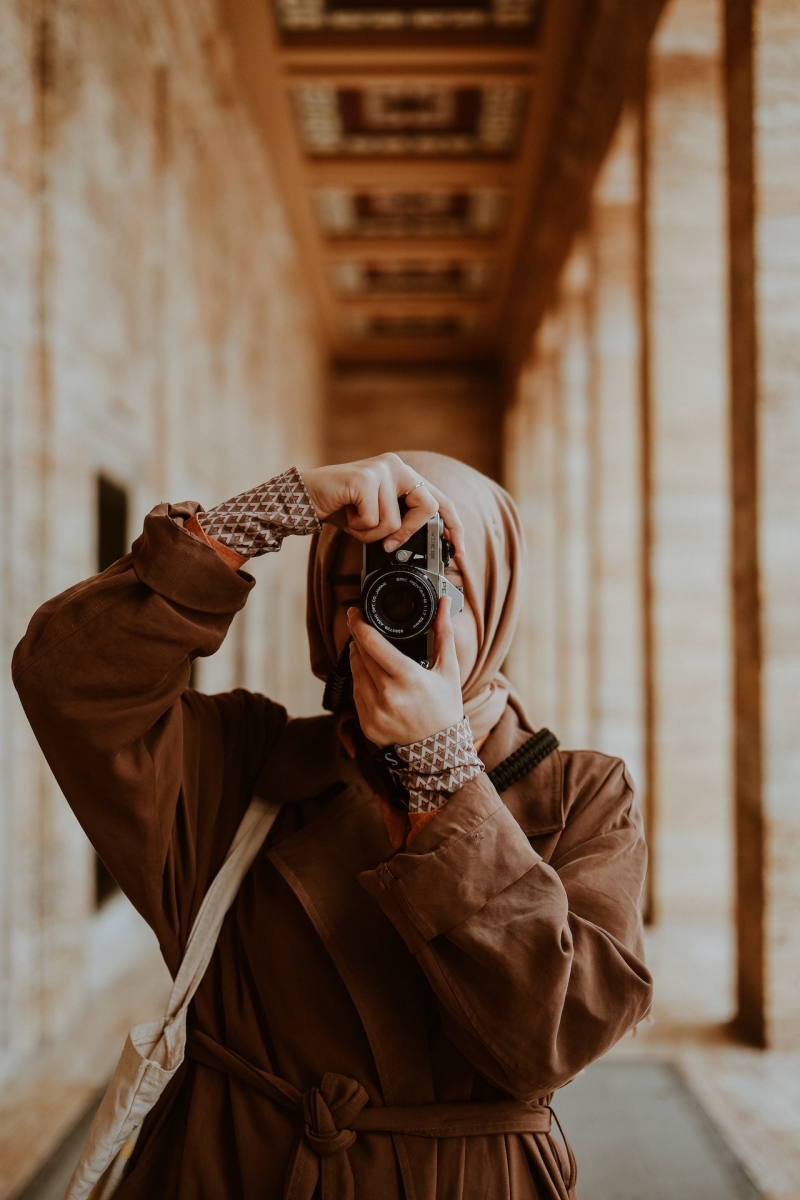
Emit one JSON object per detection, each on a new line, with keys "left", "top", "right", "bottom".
{"left": 0, "top": 1, "right": 48, "bottom": 1075}
{"left": 646, "top": 0, "right": 733, "bottom": 927}
{"left": 553, "top": 244, "right": 593, "bottom": 750}
{"left": 725, "top": 0, "right": 800, "bottom": 1047}
{"left": 504, "top": 317, "right": 560, "bottom": 729}
{"left": 587, "top": 108, "right": 647, "bottom": 797}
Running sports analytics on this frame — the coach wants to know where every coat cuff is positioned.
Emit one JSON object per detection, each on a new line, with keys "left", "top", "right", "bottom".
{"left": 131, "top": 503, "right": 255, "bottom": 613}
{"left": 358, "top": 773, "right": 541, "bottom": 954}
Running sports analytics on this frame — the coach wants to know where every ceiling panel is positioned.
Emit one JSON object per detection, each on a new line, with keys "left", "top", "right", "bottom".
{"left": 225, "top": 0, "right": 583, "bottom": 364}
{"left": 273, "top": 0, "right": 542, "bottom": 34}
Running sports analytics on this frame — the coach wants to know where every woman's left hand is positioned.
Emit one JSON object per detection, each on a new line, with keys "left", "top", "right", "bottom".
{"left": 347, "top": 597, "right": 463, "bottom": 747}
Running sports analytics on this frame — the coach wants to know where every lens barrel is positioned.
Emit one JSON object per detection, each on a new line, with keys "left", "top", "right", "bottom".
{"left": 362, "top": 568, "right": 438, "bottom": 641}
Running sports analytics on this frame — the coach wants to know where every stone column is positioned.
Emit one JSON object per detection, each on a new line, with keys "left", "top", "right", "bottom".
{"left": 504, "top": 317, "right": 561, "bottom": 729}
{"left": 725, "top": 0, "right": 800, "bottom": 1047}
{"left": 0, "top": 1, "right": 47, "bottom": 1075}
{"left": 646, "top": 0, "right": 733, "bottom": 928}
{"left": 587, "top": 108, "right": 647, "bottom": 797}
{"left": 553, "top": 244, "right": 593, "bottom": 750}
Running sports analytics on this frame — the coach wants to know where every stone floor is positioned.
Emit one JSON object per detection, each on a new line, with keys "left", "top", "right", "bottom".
{"left": 606, "top": 917, "right": 800, "bottom": 1200}
{"left": 556, "top": 1061, "right": 763, "bottom": 1199}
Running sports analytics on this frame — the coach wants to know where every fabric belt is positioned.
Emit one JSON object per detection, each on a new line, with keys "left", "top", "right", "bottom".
{"left": 186, "top": 1029, "right": 558, "bottom": 1200}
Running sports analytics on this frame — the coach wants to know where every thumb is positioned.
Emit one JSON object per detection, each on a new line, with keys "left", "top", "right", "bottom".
{"left": 432, "top": 596, "right": 459, "bottom": 678}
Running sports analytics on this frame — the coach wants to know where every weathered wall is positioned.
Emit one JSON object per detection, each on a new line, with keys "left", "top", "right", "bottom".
{"left": 586, "top": 109, "right": 647, "bottom": 808}
{"left": 726, "top": 0, "right": 800, "bottom": 1049}
{"left": 646, "top": 0, "right": 732, "bottom": 929}
{"left": 326, "top": 363, "right": 502, "bottom": 482}
{"left": 753, "top": 0, "right": 800, "bottom": 1056}
{"left": 505, "top": 181, "right": 645, "bottom": 776}
{"left": 0, "top": 1, "right": 323, "bottom": 1189}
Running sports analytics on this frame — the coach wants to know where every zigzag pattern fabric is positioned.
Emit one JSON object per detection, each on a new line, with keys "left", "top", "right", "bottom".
{"left": 389, "top": 717, "right": 484, "bottom": 814}
{"left": 196, "top": 466, "right": 321, "bottom": 558}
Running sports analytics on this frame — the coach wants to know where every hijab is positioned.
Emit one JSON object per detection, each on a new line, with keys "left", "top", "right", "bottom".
{"left": 306, "top": 451, "right": 527, "bottom": 740}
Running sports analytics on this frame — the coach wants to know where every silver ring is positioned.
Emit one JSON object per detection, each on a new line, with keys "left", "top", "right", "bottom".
{"left": 402, "top": 479, "right": 427, "bottom": 497}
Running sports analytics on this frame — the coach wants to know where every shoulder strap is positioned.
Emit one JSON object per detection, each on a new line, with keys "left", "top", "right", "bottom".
{"left": 165, "top": 797, "right": 280, "bottom": 1024}
{"left": 487, "top": 729, "right": 559, "bottom": 794}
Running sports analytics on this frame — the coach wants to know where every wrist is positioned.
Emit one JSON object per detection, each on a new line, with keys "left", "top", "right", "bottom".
{"left": 196, "top": 466, "right": 320, "bottom": 559}
{"left": 298, "top": 465, "right": 332, "bottom": 521}
{"left": 383, "top": 717, "right": 484, "bottom": 815}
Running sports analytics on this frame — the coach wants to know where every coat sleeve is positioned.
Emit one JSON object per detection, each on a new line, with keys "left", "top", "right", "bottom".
{"left": 358, "top": 752, "right": 652, "bottom": 1101}
{"left": 12, "top": 503, "right": 288, "bottom": 971}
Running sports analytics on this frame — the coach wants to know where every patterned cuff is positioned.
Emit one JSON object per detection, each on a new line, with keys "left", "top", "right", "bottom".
{"left": 388, "top": 717, "right": 484, "bottom": 814}
{"left": 195, "top": 466, "right": 321, "bottom": 559}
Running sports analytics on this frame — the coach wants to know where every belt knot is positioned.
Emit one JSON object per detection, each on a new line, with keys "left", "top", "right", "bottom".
{"left": 301, "top": 1072, "right": 369, "bottom": 1161}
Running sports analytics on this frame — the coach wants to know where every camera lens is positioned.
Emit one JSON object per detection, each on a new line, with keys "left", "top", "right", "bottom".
{"left": 380, "top": 584, "right": 420, "bottom": 625}
{"left": 363, "top": 568, "right": 437, "bottom": 641}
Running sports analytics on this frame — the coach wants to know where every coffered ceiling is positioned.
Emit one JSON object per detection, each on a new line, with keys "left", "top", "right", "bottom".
{"left": 224, "top": 0, "right": 584, "bottom": 365}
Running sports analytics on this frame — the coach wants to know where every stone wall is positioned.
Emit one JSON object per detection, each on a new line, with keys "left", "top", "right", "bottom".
{"left": 326, "top": 363, "right": 502, "bottom": 481}
{"left": 725, "top": 0, "right": 800, "bottom": 1049}
{"left": 646, "top": 0, "right": 733, "bottom": 926}
{"left": 0, "top": 1, "right": 323, "bottom": 1185}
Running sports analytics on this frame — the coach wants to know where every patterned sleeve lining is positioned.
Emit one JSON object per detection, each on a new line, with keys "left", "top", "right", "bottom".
{"left": 195, "top": 466, "right": 321, "bottom": 559}
{"left": 388, "top": 717, "right": 484, "bottom": 814}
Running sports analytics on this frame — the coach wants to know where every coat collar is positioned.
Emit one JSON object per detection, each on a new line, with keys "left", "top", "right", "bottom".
{"left": 474, "top": 703, "right": 565, "bottom": 838}
{"left": 259, "top": 706, "right": 565, "bottom": 838}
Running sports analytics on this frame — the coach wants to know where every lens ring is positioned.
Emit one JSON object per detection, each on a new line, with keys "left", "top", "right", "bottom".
{"left": 363, "top": 568, "right": 437, "bottom": 641}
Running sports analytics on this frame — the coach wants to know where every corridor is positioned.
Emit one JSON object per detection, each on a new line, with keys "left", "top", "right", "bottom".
{"left": 1, "top": 0, "right": 799, "bottom": 1197}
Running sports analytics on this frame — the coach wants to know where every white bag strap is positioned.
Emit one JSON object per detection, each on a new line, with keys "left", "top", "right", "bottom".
{"left": 164, "top": 796, "right": 280, "bottom": 1024}
{"left": 63, "top": 795, "right": 281, "bottom": 1200}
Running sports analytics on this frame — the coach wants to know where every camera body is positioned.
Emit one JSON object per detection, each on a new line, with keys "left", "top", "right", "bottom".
{"left": 362, "top": 512, "right": 464, "bottom": 667}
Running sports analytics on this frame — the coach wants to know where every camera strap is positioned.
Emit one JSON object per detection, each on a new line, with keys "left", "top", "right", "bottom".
{"left": 322, "top": 641, "right": 354, "bottom": 714}
{"left": 486, "top": 728, "right": 560, "bottom": 793}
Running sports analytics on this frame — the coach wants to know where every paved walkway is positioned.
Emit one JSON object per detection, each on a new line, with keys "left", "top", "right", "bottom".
{"left": 556, "top": 1061, "right": 763, "bottom": 1200}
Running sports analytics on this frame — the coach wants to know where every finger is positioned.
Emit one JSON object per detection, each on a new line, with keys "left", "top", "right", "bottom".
{"left": 346, "top": 472, "right": 404, "bottom": 545}
{"left": 348, "top": 608, "right": 415, "bottom": 680}
{"left": 425, "top": 484, "right": 466, "bottom": 558}
{"left": 345, "top": 467, "right": 382, "bottom": 534}
{"left": 348, "top": 623, "right": 387, "bottom": 689}
{"left": 349, "top": 640, "right": 380, "bottom": 707}
{"left": 383, "top": 484, "right": 438, "bottom": 552}
{"left": 350, "top": 647, "right": 384, "bottom": 736}
{"left": 432, "top": 596, "right": 460, "bottom": 678}
{"left": 375, "top": 476, "right": 403, "bottom": 541}
{"left": 372, "top": 455, "right": 435, "bottom": 550}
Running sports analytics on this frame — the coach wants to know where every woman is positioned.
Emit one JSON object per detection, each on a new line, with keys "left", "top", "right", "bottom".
{"left": 13, "top": 451, "right": 651, "bottom": 1200}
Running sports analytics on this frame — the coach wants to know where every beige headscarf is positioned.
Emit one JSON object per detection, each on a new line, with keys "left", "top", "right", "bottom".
{"left": 306, "top": 451, "right": 527, "bottom": 740}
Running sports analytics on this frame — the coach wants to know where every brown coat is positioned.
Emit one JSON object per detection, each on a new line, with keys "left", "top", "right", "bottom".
{"left": 12, "top": 504, "right": 652, "bottom": 1200}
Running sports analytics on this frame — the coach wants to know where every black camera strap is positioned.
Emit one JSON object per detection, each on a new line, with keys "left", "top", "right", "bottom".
{"left": 322, "top": 640, "right": 354, "bottom": 714}
{"left": 486, "top": 728, "right": 560, "bottom": 793}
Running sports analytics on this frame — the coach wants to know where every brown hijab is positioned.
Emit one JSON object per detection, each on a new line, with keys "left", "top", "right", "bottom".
{"left": 306, "top": 452, "right": 527, "bottom": 740}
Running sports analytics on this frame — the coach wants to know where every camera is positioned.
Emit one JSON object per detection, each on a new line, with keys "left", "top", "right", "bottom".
{"left": 362, "top": 511, "right": 464, "bottom": 667}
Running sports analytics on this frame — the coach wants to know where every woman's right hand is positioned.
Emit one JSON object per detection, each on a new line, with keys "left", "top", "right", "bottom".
{"left": 301, "top": 453, "right": 464, "bottom": 555}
